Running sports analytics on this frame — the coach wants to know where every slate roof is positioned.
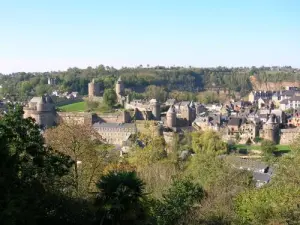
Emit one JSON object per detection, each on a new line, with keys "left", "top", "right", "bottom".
{"left": 280, "top": 99, "right": 289, "bottom": 104}
{"left": 253, "top": 172, "right": 271, "bottom": 183}
{"left": 228, "top": 117, "right": 242, "bottom": 127}
{"left": 280, "top": 90, "right": 295, "bottom": 97}
{"left": 226, "top": 156, "right": 269, "bottom": 172}
{"left": 289, "top": 96, "right": 300, "bottom": 101}
{"left": 92, "top": 122, "right": 136, "bottom": 129}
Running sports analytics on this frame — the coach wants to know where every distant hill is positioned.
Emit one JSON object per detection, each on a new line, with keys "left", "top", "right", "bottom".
{"left": 1, "top": 66, "right": 300, "bottom": 100}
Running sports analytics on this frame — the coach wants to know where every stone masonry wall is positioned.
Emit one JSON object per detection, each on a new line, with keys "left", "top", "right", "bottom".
{"left": 280, "top": 128, "right": 300, "bottom": 145}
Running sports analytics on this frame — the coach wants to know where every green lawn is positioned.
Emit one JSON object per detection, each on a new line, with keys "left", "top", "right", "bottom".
{"left": 58, "top": 101, "right": 86, "bottom": 112}
{"left": 275, "top": 145, "right": 290, "bottom": 151}
{"left": 233, "top": 144, "right": 290, "bottom": 152}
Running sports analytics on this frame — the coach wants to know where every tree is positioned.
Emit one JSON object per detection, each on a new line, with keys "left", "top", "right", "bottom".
{"left": 191, "top": 131, "right": 228, "bottom": 154}
{"left": 20, "top": 80, "right": 33, "bottom": 95}
{"left": 128, "top": 135, "right": 167, "bottom": 168}
{"left": 103, "top": 88, "right": 117, "bottom": 107}
{"left": 35, "top": 84, "right": 49, "bottom": 95}
{"left": 145, "top": 85, "right": 168, "bottom": 102}
{"left": 0, "top": 104, "right": 73, "bottom": 224}
{"left": 94, "top": 171, "right": 148, "bottom": 225}
{"left": 184, "top": 152, "right": 253, "bottom": 225}
{"left": 261, "top": 140, "right": 277, "bottom": 155}
{"left": 152, "top": 178, "right": 204, "bottom": 225}
{"left": 235, "top": 185, "right": 300, "bottom": 225}
{"left": 44, "top": 122, "right": 116, "bottom": 197}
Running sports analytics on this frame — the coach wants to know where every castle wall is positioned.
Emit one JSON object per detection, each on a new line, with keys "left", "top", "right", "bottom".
{"left": 260, "top": 125, "right": 280, "bottom": 144}
{"left": 135, "top": 121, "right": 162, "bottom": 136}
{"left": 24, "top": 109, "right": 56, "bottom": 128}
{"left": 39, "top": 111, "right": 56, "bottom": 128}
{"left": 95, "top": 111, "right": 131, "bottom": 123}
{"left": 280, "top": 128, "right": 300, "bottom": 145}
{"left": 57, "top": 112, "right": 93, "bottom": 125}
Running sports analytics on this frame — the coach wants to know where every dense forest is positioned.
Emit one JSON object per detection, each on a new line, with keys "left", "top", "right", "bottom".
{"left": 1, "top": 104, "right": 300, "bottom": 225}
{"left": 1, "top": 65, "right": 300, "bottom": 102}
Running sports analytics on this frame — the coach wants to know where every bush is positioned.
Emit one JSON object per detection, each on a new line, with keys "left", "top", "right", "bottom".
{"left": 261, "top": 140, "right": 277, "bottom": 155}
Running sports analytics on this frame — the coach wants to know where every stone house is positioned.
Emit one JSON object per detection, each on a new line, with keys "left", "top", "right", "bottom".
{"left": 259, "top": 109, "right": 286, "bottom": 124}
{"left": 239, "top": 122, "right": 258, "bottom": 143}
{"left": 193, "top": 115, "right": 220, "bottom": 131}
{"left": 280, "top": 96, "right": 300, "bottom": 110}
{"left": 227, "top": 117, "right": 243, "bottom": 135}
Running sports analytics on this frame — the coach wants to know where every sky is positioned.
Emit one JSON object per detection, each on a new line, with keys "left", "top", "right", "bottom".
{"left": 0, "top": 0, "right": 300, "bottom": 74}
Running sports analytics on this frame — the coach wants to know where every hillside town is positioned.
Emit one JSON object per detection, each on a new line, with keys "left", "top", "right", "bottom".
{"left": 12, "top": 77, "right": 300, "bottom": 189}
{"left": 22, "top": 78, "right": 300, "bottom": 147}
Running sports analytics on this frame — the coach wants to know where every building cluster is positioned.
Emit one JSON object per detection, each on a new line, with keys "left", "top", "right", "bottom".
{"left": 248, "top": 86, "right": 300, "bottom": 110}
{"left": 193, "top": 97, "right": 300, "bottom": 145}
{"left": 23, "top": 79, "right": 300, "bottom": 148}
{"left": 21, "top": 81, "right": 300, "bottom": 188}
{"left": 51, "top": 90, "right": 79, "bottom": 99}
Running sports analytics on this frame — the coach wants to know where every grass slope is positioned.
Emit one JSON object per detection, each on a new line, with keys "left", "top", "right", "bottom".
{"left": 59, "top": 101, "right": 86, "bottom": 112}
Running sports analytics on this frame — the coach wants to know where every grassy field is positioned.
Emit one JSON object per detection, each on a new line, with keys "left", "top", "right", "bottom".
{"left": 58, "top": 101, "right": 86, "bottom": 112}
{"left": 233, "top": 144, "right": 291, "bottom": 152}
{"left": 58, "top": 101, "right": 118, "bottom": 113}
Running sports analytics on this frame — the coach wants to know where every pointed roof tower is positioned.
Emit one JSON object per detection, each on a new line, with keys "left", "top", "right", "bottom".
{"left": 167, "top": 105, "right": 176, "bottom": 114}
{"left": 189, "top": 100, "right": 195, "bottom": 108}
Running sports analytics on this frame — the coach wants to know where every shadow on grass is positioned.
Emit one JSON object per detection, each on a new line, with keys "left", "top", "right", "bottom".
{"left": 273, "top": 149, "right": 290, "bottom": 157}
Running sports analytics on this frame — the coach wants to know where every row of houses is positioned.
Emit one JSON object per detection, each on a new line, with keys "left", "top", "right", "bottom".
{"left": 248, "top": 89, "right": 300, "bottom": 110}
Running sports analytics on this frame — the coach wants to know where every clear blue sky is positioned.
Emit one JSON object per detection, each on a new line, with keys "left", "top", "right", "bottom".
{"left": 0, "top": 0, "right": 300, "bottom": 74}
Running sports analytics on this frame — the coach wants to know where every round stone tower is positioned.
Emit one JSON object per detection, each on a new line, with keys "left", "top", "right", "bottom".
{"left": 116, "top": 77, "right": 124, "bottom": 100}
{"left": 262, "top": 114, "right": 279, "bottom": 144}
{"left": 88, "top": 79, "right": 95, "bottom": 98}
{"left": 88, "top": 79, "right": 101, "bottom": 98}
{"left": 166, "top": 105, "right": 176, "bottom": 128}
{"left": 24, "top": 94, "right": 56, "bottom": 129}
{"left": 181, "top": 103, "right": 192, "bottom": 125}
{"left": 150, "top": 99, "right": 161, "bottom": 121}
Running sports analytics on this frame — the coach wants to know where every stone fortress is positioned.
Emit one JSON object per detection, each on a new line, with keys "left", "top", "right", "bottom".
{"left": 23, "top": 77, "right": 300, "bottom": 147}
{"left": 24, "top": 77, "right": 197, "bottom": 146}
